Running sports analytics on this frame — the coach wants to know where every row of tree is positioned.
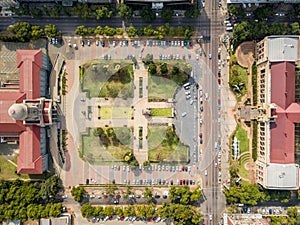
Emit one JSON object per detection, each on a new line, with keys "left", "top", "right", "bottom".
{"left": 0, "top": 176, "right": 62, "bottom": 222}
{"left": 11, "top": 3, "right": 199, "bottom": 21}
{"left": 80, "top": 202, "right": 202, "bottom": 225}
{"left": 271, "top": 207, "right": 300, "bottom": 225}
{"left": 75, "top": 24, "right": 194, "bottom": 40}
{"left": 0, "top": 22, "right": 59, "bottom": 42}
{"left": 232, "top": 21, "right": 300, "bottom": 51}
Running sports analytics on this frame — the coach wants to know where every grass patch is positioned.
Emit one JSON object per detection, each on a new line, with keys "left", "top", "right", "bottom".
{"left": 148, "top": 126, "right": 189, "bottom": 163}
{"left": 99, "top": 106, "right": 133, "bottom": 119}
{"left": 148, "top": 61, "right": 189, "bottom": 101}
{"left": 81, "top": 127, "right": 133, "bottom": 163}
{"left": 149, "top": 108, "right": 173, "bottom": 117}
{"left": 238, "top": 153, "right": 250, "bottom": 180}
{"left": 81, "top": 60, "right": 134, "bottom": 98}
{"left": 232, "top": 125, "right": 249, "bottom": 155}
{"left": 229, "top": 55, "right": 248, "bottom": 102}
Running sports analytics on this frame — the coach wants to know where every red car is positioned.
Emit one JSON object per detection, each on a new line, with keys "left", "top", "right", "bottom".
{"left": 199, "top": 133, "right": 203, "bottom": 138}
{"left": 218, "top": 78, "right": 221, "bottom": 85}
{"left": 186, "top": 179, "right": 189, "bottom": 185}
{"left": 180, "top": 180, "right": 183, "bottom": 185}
{"left": 182, "top": 166, "right": 185, "bottom": 171}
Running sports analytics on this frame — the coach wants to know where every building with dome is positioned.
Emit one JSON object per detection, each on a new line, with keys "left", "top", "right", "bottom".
{"left": 0, "top": 49, "right": 52, "bottom": 174}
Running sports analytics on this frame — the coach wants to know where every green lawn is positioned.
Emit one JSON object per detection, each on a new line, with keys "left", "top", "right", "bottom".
{"left": 148, "top": 75, "right": 178, "bottom": 100}
{"left": 233, "top": 125, "right": 249, "bottom": 154}
{"left": 148, "top": 126, "right": 189, "bottom": 163}
{"left": 99, "top": 106, "right": 133, "bottom": 119}
{"left": 149, "top": 108, "right": 173, "bottom": 117}
{"left": 148, "top": 61, "right": 189, "bottom": 101}
{"left": 81, "top": 60, "right": 134, "bottom": 98}
{"left": 229, "top": 63, "right": 248, "bottom": 102}
{"left": 81, "top": 127, "right": 133, "bottom": 163}
{"left": 238, "top": 153, "right": 250, "bottom": 180}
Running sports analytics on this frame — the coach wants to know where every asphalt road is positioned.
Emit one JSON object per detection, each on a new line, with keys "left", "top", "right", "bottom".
{"left": 197, "top": 0, "right": 225, "bottom": 225}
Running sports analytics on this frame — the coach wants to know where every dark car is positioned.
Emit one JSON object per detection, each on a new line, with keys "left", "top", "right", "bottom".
{"left": 183, "top": 179, "right": 186, "bottom": 185}
{"left": 189, "top": 180, "right": 193, "bottom": 185}
{"left": 200, "top": 139, "right": 203, "bottom": 144}
{"left": 101, "top": 41, "right": 105, "bottom": 47}
{"left": 170, "top": 180, "right": 174, "bottom": 185}
{"left": 85, "top": 179, "right": 89, "bottom": 185}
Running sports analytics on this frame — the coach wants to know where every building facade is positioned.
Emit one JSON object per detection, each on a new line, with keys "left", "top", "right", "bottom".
{"left": 254, "top": 36, "right": 300, "bottom": 190}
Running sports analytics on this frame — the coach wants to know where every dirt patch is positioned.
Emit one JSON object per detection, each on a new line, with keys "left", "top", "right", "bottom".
{"left": 235, "top": 41, "right": 255, "bottom": 68}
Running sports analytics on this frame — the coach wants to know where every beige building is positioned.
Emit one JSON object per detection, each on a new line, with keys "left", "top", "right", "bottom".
{"left": 254, "top": 36, "right": 300, "bottom": 190}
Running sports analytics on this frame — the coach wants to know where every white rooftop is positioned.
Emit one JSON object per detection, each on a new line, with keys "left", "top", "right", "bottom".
{"left": 266, "top": 163, "right": 299, "bottom": 190}
{"left": 267, "top": 36, "right": 299, "bottom": 62}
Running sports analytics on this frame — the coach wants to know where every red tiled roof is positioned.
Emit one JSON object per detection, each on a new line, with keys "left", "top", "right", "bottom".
{"left": 0, "top": 50, "right": 43, "bottom": 174}
{"left": 17, "top": 50, "right": 42, "bottom": 99}
{"left": 0, "top": 92, "right": 26, "bottom": 133}
{"left": 18, "top": 125, "right": 42, "bottom": 174}
{"left": 270, "top": 62, "right": 300, "bottom": 164}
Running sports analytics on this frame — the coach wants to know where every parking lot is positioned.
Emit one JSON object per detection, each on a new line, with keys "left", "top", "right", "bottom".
{"left": 51, "top": 36, "right": 215, "bottom": 188}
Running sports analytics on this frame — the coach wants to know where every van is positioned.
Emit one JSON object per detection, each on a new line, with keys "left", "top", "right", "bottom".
{"left": 183, "top": 82, "right": 191, "bottom": 90}
{"left": 226, "top": 27, "right": 233, "bottom": 31}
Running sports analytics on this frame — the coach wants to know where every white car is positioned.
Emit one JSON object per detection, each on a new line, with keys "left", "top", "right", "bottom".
{"left": 209, "top": 53, "right": 212, "bottom": 59}
{"left": 205, "top": 170, "right": 208, "bottom": 176}
{"left": 209, "top": 215, "right": 213, "bottom": 220}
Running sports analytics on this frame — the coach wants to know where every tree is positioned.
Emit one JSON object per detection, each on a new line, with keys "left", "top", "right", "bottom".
{"left": 94, "top": 206, "right": 104, "bottom": 216}
{"left": 27, "top": 204, "right": 41, "bottom": 220}
{"left": 184, "top": 8, "right": 199, "bottom": 19}
{"left": 228, "top": 4, "right": 239, "bottom": 17}
{"left": 75, "top": 25, "right": 88, "bottom": 36}
{"left": 160, "top": 63, "right": 168, "bottom": 74}
{"left": 31, "top": 25, "right": 43, "bottom": 40}
{"left": 115, "top": 207, "right": 123, "bottom": 216}
{"left": 154, "top": 25, "right": 166, "bottom": 39}
{"left": 30, "top": 7, "right": 43, "bottom": 18}
{"left": 176, "top": 26, "right": 184, "bottom": 36}
{"left": 291, "top": 22, "right": 300, "bottom": 35}
{"left": 143, "top": 187, "right": 153, "bottom": 203}
{"left": 184, "top": 26, "right": 194, "bottom": 40}
{"left": 172, "top": 66, "right": 179, "bottom": 75}
{"left": 142, "top": 54, "right": 153, "bottom": 65}
{"left": 126, "top": 26, "right": 137, "bottom": 37}
{"left": 49, "top": 203, "right": 62, "bottom": 217}
{"left": 103, "top": 206, "right": 114, "bottom": 216}
{"left": 103, "top": 26, "right": 116, "bottom": 36}
{"left": 44, "top": 24, "right": 59, "bottom": 38}
{"left": 148, "top": 63, "right": 157, "bottom": 75}
{"left": 71, "top": 186, "right": 86, "bottom": 202}
{"left": 94, "top": 6, "right": 113, "bottom": 19}
{"left": 144, "top": 25, "right": 154, "bottom": 36}
{"left": 287, "top": 207, "right": 298, "bottom": 218}
{"left": 253, "top": 5, "right": 272, "bottom": 20}
{"left": 116, "top": 28, "right": 124, "bottom": 35}
{"left": 7, "top": 22, "right": 32, "bottom": 42}
{"left": 94, "top": 26, "right": 104, "bottom": 35}
{"left": 81, "top": 203, "right": 95, "bottom": 218}
{"left": 40, "top": 175, "right": 60, "bottom": 201}
{"left": 161, "top": 7, "right": 173, "bottom": 22}
{"left": 140, "top": 5, "right": 156, "bottom": 21}
{"left": 117, "top": 3, "right": 133, "bottom": 19}
{"left": 123, "top": 206, "right": 135, "bottom": 217}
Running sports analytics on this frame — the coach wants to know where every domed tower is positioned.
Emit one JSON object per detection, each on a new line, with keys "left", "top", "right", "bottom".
{"left": 8, "top": 103, "right": 28, "bottom": 121}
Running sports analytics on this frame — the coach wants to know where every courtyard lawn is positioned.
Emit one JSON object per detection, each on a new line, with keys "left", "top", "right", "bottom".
{"left": 99, "top": 106, "right": 133, "bottom": 119}
{"left": 148, "top": 61, "right": 190, "bottom": 101}
{"left": 148, "top": 126, "right": 189, "bottom": 163}
{"left": 81, "top": 127, "right": 133, "bottom": 163}
{"left": 232, "top": 125, "right": 249, "bottom": 154}
{"left": 238, "top": 153, "right": 250, "bottom": 180}
{"left": 81, "top": 60, "right": 134, "bottom": 98}
{"left": 149, "top": 108, "right": 173, "bottom": 117}
{"left": 148, "top": 76, "right": 178, "bottom": 100}
{"left": 230, "top": 64, "right": 248, "bottom": 102}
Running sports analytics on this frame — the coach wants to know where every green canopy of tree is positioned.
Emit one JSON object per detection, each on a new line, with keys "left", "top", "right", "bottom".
{"left": 224, "top": 183, "right": 266, "bottom": 205}
{"left": 140, "top": 5, "right": 156, "bottom": 21}
{"left": 126, "top": 26, "right": 137, "bottom": 37}
{"left": 81, "top": 203, "right": 95, "bottom": 218}
{"left": 40, "top": 175, "right": 60, "bottom": 201}
{"left": 142, "top": 54, "right": 153, "bottom": 65}
{"left": 71, "top": 186, "right": 86, "bottom": 202}
{"left": 184, "top": 7, "right": 199, "bottom": 19}
{"left": 31, "top": 25, "right": 43, "bottom": 40}
{"left": 44, "top": 24, "right": 59, "bottom": 38}
{"left": 117, "top": 3, "right": 133, "bottom": 19}
{"left": 161, "top": 7, "right": 173, "bottom": 22}
{"left": 169, "top": 186, "right": 202, "bottom": 205}
{"left": 7, "top": 22, "right": 32, "bottom": 42}
{"left": 94, "top": 6, "right": 114, "bottom": 20}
